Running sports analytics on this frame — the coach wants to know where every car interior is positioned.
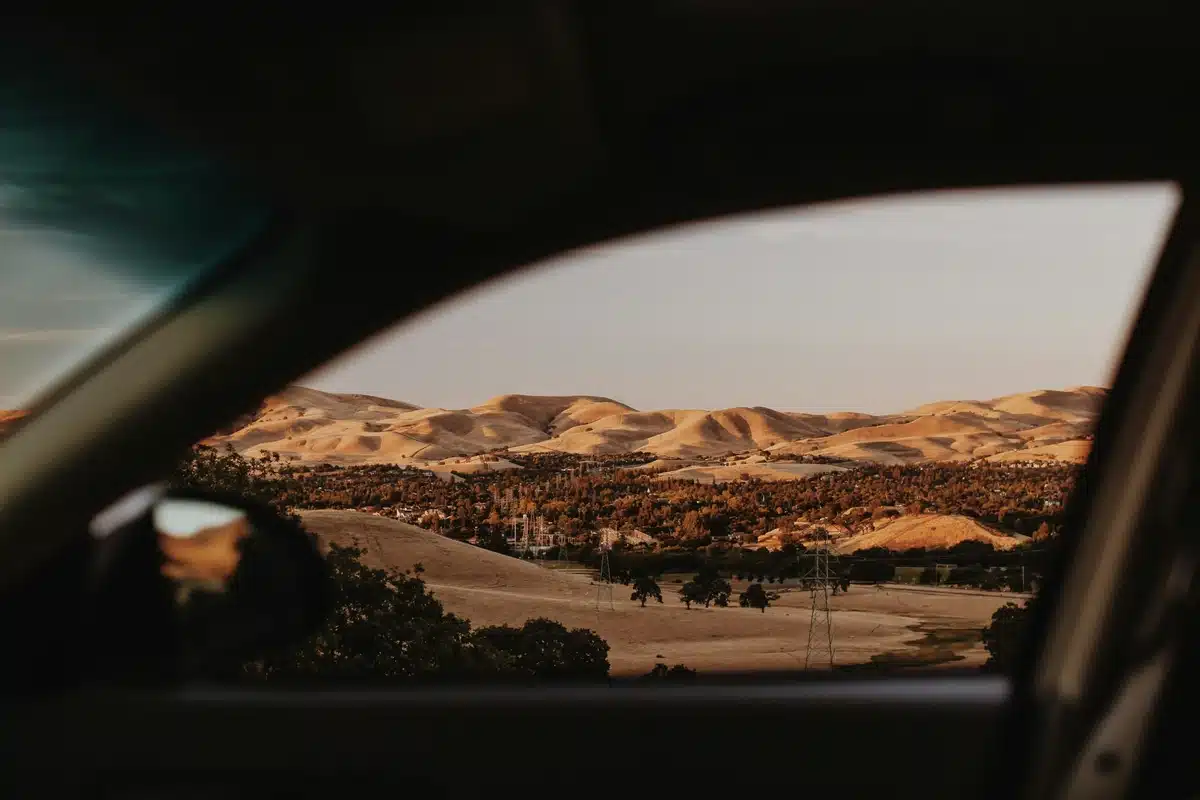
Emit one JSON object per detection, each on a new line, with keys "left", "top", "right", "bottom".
{"left": 0, "top": 3, "right": 1197, "bottom": 798}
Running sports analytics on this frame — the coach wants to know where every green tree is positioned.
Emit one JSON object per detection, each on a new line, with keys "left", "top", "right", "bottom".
{"left": 475, "top": 526, "right": 512, "bottom": 556}
{"left": 981, "top": 601, "right": 1030, "bottom": 674}
{"left": 694, "top": 565, "right": 731, "bottom": 608}
{"left": 643, "top": 663, "right": 697, "bottom": 683}
{"left": 171, "top": 443, "right": 291, "bottom": 514}
{"left": 708, "top": 578, "right": 732, "bottom": 607}
{"left": 175, "top": 444, "right": 611, "bottom": 684}
{"left": 739, "top": 582, "right": 778, "bottom": 613}
{"left": 630, "top": 574, "right": 663, "bottom": 607}
{"left": 679, "top": 580, "right": 707, "bottom": 609}
{"left": 679, "top": 510, "right": 707, "bottom": 539}
{"left": 249, "top": 545, "right": 489, "bottom": 681}
{"left": 252, "top": 549, "right": 614, "bottom": 683}
{"left": 472, "top": 618, "right": 610, "bottom": 682}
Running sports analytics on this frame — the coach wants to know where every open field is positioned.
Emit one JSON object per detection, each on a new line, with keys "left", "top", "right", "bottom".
{"left": 301, "top": 509, "right": 1017, "bottom": 677}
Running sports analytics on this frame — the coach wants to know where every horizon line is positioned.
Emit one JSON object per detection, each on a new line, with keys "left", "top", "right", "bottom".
{"left": 286, "top": 382, "right": 1109, "bottom": 417}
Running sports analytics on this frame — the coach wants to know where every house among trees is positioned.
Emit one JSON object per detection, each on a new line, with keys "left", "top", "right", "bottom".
{"left": 417, "top": 508, "right": 448, "bottom": 529}
{"left": 596, "top": 527, "right": 657, "bottom": 548}
{"left": 754, "top": 521, "right": 852, "bottom": 551}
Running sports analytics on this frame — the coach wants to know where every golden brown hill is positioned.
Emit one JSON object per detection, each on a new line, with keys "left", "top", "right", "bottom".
{"left": 215, "top": 387, "right": 552, "bottom": 464}
{"left": 986, "top": 440, "right": 1092, "bottom": 463}
{"left": 472, "top": 394, "right": 634, "bottom": 433}
{"left": 519, "top": 406, "right": 830, "bottom": 458}
{"left": 512, "top": 410, "right": 682, "bottom": 455}
{"left": 835, "top": 514, "right": 1029, "bottom": 553}
{"left": 990, "top": 387, "right": 1106, "bottom": 420}
{"left": 768, "top": 388, "right": 1105, "bottom": 465}
{"left": 203, "top": 385, "right": 1104, "bottom": 469}
{"left": 299, "top": 509, "right": 588, "bottom": 595}
{"left": 786, "top": 410, "right": 889, "bottom": 434}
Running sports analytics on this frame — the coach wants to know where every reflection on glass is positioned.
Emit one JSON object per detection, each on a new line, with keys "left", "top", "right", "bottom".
{"left": 154, "top": 499, "right": 249, "bottom": 596}
{"left": 154, "top": 498, "right": 247, "bottom": 538}
{"left": 0, "top": 42, "right": 270, "bottom": 410}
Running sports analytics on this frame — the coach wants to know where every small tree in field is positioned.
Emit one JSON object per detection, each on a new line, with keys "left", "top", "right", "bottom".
{"left": 694, "top": 565, "right": 732, "bottom": 608}
{"left": 643, "top": 663, "right": 697, "bottom": 683}
{"left": 739, "top": 582, "right": 778, "bottom": 613}
{"left": 679, "top": 580, "right": 707, "bottom": 609}
{"left": 630, "top": 575, "right": 663, "bottom": 607}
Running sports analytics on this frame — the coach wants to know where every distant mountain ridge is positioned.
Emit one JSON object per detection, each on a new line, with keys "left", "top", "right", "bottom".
{"left": 201, "top": 385, "right": 1105, "bottom": 469}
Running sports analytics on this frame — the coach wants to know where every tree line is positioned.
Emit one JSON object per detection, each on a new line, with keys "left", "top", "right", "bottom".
{"left": 265, "top": 455, "right": 1077, "bottom": 548}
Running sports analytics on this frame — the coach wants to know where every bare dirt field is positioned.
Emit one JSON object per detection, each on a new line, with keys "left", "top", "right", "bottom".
{"left": 300, "top": 509, "right": 1019, "bottom": 677}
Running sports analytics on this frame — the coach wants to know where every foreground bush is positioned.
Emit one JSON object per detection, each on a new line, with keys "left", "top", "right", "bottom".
{"left": 247, "top": 545, "right": 611, "bottom": 683}
{"left": 981, "top": 601, "right": 1030, "bottom": 674}
{"left": 174, "top": 445, "right": 611, "bottom": 684}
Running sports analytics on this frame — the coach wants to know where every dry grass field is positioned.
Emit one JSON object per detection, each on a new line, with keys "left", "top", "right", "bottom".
{"left": 301, "top": 509, "right": 1021, "bottom": 677}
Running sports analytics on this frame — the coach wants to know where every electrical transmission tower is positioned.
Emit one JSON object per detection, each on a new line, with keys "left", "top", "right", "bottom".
{"left": 595, "top": 542, "right": 614, "bottom": 610}
{"left": 802, "top": 538, "right": 836, "bottom": 669}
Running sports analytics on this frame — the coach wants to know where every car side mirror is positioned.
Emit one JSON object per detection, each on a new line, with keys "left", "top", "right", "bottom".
{"left": 85, "top": 485, "right": 330, "bottom": 684}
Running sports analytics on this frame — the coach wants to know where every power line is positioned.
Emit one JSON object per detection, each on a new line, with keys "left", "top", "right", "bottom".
{"left": 596, "top": 541, "right": 614, "bottom": 611}
{"left": 801, "top": 538, "right": 836, "bottom": 669}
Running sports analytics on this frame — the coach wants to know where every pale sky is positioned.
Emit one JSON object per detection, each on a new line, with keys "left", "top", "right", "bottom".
{"left": 308, "top": 185, "right": 1179, "bottom": 415}
{"left": 0, "top": 183, "right": 1180, "bottom": 414}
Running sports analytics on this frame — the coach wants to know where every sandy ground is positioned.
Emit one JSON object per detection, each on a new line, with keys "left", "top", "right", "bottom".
{"left": 301, "top": 510, "right": 1017, "bottom": 677}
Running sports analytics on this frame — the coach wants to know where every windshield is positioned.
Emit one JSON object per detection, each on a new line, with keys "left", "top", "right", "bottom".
{"left": 0, "top": 45, "right": 270, "bottom": 414}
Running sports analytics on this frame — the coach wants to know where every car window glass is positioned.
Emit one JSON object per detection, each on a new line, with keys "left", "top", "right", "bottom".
{"left": 0, "top": 43, "right": 270, "bottom": 417}
{"left": 182, "top": 183, "right": 1177, "bottom": 683}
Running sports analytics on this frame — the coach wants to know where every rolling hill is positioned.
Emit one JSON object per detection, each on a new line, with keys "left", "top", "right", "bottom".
{"left": 300, "top": 509, "right": 588, "bottom": 595}
{"left": 834, "top": 514, "right": 1030, "bottom": 554}
{"left": 191, "top": 385, "right": 1103, "bottom": 469}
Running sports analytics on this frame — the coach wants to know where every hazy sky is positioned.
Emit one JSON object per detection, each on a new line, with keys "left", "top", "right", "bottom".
{"left": 308, "top": 185, "right": 1179, "bottom": 414}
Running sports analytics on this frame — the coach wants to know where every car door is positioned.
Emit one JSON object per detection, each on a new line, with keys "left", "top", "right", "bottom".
{"left": 0, "top": 4, "right": 1196, "bottom": 799}
{"left": 0, "top": 189, "right": 1190, "bottom": 798}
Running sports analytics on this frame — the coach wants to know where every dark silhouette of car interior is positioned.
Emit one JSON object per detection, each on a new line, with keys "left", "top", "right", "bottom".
{"left": 0, "top": 4, "right": 1197, "bottom": 798}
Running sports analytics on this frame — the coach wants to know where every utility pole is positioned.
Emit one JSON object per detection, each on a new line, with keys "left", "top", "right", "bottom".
{"left": 802, "top": 537, "right": 835, "bottom": 669}
{"left": 596, "top": 540, "right": 614, "bottom": 611}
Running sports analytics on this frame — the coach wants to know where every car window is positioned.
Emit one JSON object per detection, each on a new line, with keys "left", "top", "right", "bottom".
{"left": 179, "top": 183, "right": 1177, "bottom": 684}
{"left": 0, "top": 44, "right": 270, "bottom": 418}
